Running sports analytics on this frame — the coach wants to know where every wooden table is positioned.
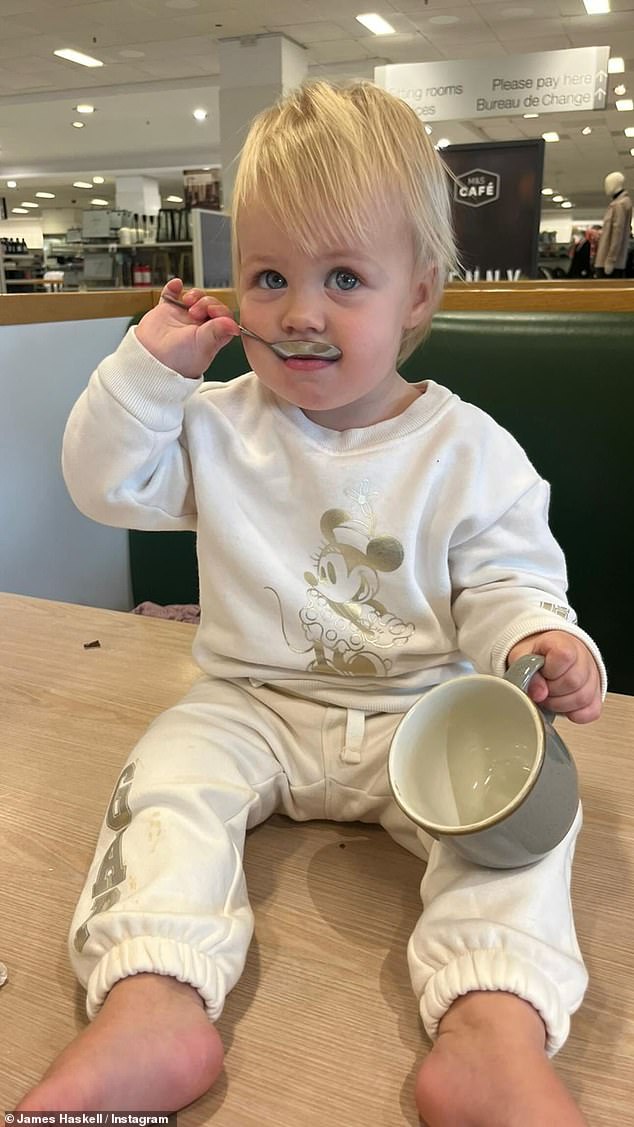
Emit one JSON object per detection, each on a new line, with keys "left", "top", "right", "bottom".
{"left": 1, "top": 594, "right": 632, "bottom": 1125}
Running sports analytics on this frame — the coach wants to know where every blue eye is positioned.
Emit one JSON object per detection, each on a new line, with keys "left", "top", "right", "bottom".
{"left": 326, "top": 269, "right": 361, "bottom": 291}
{"left": 257, "top": 270, "right": 286, "bottom": 289}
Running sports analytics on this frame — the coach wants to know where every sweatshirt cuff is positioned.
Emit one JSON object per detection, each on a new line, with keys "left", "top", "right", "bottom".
{"left": 491, "top": 614, "right": 608, "bottom": 699}
{"left": 84, "top": 935, "right": 224, "bottom": 1022}
{"left": 97, "top": 326, "right": 203, "bottom": 431}
{"left": 419, "top": 949, "right": 572, "bottom": 1056}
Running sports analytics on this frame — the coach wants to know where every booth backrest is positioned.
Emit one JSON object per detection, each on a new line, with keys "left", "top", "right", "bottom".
{"left": 129, "top": 311, "right": 633, "bottom": 693}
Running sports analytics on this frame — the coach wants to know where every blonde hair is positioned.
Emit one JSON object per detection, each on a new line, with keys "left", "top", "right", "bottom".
{"left": 231, "top": 80, "right": 457, "bottom": 361}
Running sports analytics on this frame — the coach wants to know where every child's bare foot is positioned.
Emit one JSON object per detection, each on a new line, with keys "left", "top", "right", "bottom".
{"left": 415, "top": 991, "right": 587, "bottom": 1127}
{"left": 15, "top": 973, "right": 223, "bottom": 1113}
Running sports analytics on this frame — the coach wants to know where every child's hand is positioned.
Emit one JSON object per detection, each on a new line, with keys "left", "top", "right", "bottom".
{"left": 135, "top": 278, "right": 240, "bottom": 380}
{"left": 507, "top": 631, "right": 602, "bottom": 724}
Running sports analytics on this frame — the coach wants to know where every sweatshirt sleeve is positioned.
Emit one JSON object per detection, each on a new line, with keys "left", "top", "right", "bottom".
{"left": 62, "top": 327, "right": 203, "bottom": 532}
{"left": 448, "top": 455, "right": 607, "bottom": 696}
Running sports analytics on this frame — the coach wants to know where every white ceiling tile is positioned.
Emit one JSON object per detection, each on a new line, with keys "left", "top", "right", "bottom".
{"left": 0, "top": 34, "right": 61, "bottom": 61}
{"left": 474, "top": 1, "right": 563, "bottom": 22}
{"left": 0, "top": 55, "right": 47, "bottom": 74}
{"left": 437, "top": 40, "right": 509, "bottom": 57}
{"left": 115, "top": 35, "right": 218, "bottom": 62}
{"left": 265, "top": 21, "right": 352, "bottom": 43}
{"left": 409, "top": 7, "right": 491, "bottom": 34}
{"left": 134, "top": 57, "right": 214, "bottom": 79}
{"left": 375, "top": 39, "right": 445, "bottom": 62}
{"left": 500, "top": 35, "right": 573, "bottom": 51}
{"left": 492, "top": 17, "right": 576, "bottom": 41}
{"left": 395, "top": 0, "right": 463, "bottom": 10}
{"left": 1, "top": 14, "right": 51, "bottom": 37}
{"left": 0, "top": 0, "right": 53, "bottom": 13}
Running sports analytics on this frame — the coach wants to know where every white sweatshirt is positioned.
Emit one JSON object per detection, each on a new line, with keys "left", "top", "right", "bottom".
{"left": 63, "top": 328, "right": 606, "bottom": 707}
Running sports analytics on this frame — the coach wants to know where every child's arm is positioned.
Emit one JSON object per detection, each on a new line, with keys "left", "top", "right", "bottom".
{"left": 62, "top": 281, "right": 240, "bottom": 531}
{"left": 449, "top": 476, "right": 606, "bottom": 714}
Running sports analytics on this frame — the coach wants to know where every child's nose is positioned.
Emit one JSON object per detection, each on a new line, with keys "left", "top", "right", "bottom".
{"left": 280, "top": 289, "right": 326, "bottom": 336}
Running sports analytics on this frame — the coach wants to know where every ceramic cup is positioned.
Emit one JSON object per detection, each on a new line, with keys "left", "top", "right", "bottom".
{"left": 388, "top": 655, "right": 579, "bottom": 868}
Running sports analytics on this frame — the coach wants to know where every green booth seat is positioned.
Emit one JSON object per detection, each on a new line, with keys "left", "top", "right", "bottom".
{"left": 128, "top": 311, "right": 633, "bottom": 694}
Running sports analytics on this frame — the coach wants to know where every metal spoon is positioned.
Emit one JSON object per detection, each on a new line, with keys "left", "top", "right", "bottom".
{"left": 161, "top": 290, "right": 342, "bottom": 361}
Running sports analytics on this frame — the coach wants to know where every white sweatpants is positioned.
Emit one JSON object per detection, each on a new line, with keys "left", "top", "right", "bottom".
{"left": 69, "top": 676, "right": 587, "bottom": 1055}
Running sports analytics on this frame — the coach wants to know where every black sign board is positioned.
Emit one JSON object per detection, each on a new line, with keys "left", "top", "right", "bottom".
{"left": 442, "top": 138, "right": 544, "bottom": 280}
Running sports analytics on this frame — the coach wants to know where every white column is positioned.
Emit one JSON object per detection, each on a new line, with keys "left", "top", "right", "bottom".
{"left": 218, "top": 34, "right": 308, "bottom": 209}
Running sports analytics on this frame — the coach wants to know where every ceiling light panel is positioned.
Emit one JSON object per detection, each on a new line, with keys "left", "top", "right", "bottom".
{"left": 54, "top": 48, "right": 104, "bottom": 68}
{"left": 355, "top": 13, "right": 396, "bottom": 35}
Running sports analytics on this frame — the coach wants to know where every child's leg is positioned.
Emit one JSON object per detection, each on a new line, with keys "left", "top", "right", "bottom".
{"left": 17, "top": 678, "right": 294, "bottom": 1112}
{"left": 327, "top": 708, "right": 588, "bottom": 1124}
{"left": 17, "top": 974, "right": 222, "bottom": 1113}
{"left": 414, "top": 990, "right": 588, "bottom": 1127}
{"left": 401, "top": 804, "right": 588, "bottom": 1125}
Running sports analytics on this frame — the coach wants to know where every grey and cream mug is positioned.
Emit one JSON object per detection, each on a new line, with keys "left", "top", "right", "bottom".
{"left": 388, "top": 655, "right": 579, "bottom": 868}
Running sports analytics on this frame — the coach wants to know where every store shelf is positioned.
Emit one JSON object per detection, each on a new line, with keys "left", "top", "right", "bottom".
{"left": 48, "top": 241, "right": 192, "bottom": 251}
{"left": 5, "top": 279, "right": 48, "bottom": 287}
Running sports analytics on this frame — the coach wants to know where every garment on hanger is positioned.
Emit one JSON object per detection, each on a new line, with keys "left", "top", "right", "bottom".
{"left": 595, "top": 189, "right": 633, "bottom": 275}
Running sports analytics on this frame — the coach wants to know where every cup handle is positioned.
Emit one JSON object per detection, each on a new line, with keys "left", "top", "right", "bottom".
{"left": 504, "top": 654, "right": 556, "bottom": 723}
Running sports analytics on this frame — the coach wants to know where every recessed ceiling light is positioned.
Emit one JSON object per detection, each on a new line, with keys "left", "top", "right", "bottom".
{"left": 7, "top": 180, "right": 17, "bottom": 188}
{"left": 193, "top": 108, "right": 208, "bottom": 121}
{"left": 72, "top": 121, "right": 86, "bottom": 129}
{"left": 75, "top": 104, "right": 95, "bottom": 114}
{"left": 552, "top": 195, "right": 564, "bottom": 203}
{"left": 541, "top": 188, "right": 554, "bottom": 195}
{"left": 73, "top": 181, "right": 93, "bottom": 189}
{"left": 581, "top": 126, "right": 592, "bottom": 135}
{"left": 355, "top": 13, "right": 396, "bottom": 35}
{"left": 523, "top": 113, "right": 539, "bottom": 118}
{"left": 616, "top": 98, "right": 634, "bottom": 111}
{"left": 583, "top": 0, "right": 610, "bottom": 12}
{"left": 12, "top": 207, "right": 29, "bottom": 214}
{"left": 608, "top": 56, "right": 624, "bottom": 73}
{"left": 625, "top": 127, "right": 634, "bottom": 137}
{"left": 21, "top": 202, "right": 39, "bottom": 208}
{"left": 630, "top": 147, "right": 634, "bottom": 155}
{"left": 425, "top": 125, "right": 432, "bottom": 134}
{"left": 429, "top": 14, "right": 460, "bottom": 25}
{"left": 614, "top": 84, "right": 627, "bottom": 96}
{"left": 561, "top": 201, "right": 573, "bottom": 208}
{"left": 542, "top": 131, "right": 559, "bottom": 142}
{"left": 36, "top": 191, "right": 56, "bottom": 199}
{"left": 91, "top": 198, "right": 109, "bottom": 206}
{"left": 436, "top": 138, "right": 451, "bottom": 148}
{"left": 54, "top": 48, "right": 103, "bottom": 68}
{"left": 166, "top": 195, "right": 183, "bottom": 203}
{"left": 93, "top": 176, "right": 105, "bottom": 184}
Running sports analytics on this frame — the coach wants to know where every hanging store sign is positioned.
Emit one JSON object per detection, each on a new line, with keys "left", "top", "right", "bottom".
{"left": 375, "top": 46, "right": 609, "bottom": 123}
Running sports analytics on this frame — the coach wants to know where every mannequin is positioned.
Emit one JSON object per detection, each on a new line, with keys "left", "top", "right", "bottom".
{"left": 594, "top": 171, "right": 632, "bottom": 278}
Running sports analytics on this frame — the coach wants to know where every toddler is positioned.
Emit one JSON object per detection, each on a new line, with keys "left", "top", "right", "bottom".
{"left": 18, "top": 81, "right": 603, "bottom": 1124}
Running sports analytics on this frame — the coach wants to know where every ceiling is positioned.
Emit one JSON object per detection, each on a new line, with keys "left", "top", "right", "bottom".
{"left": 1, "top": 0, "right": 634, "bottom": 215}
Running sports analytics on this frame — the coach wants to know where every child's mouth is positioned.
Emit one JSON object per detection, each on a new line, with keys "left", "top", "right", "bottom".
{"left": 284, "top": 357, "right": 337, "bottom": 371}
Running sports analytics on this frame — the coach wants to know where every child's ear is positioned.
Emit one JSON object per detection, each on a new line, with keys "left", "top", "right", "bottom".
{"left": 403, "top": 266, "right": 436, "bottom": 330}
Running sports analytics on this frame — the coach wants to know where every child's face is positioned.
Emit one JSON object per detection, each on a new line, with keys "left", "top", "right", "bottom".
{"left": 236, "top": 202, "right": 431, "bottom": 428}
